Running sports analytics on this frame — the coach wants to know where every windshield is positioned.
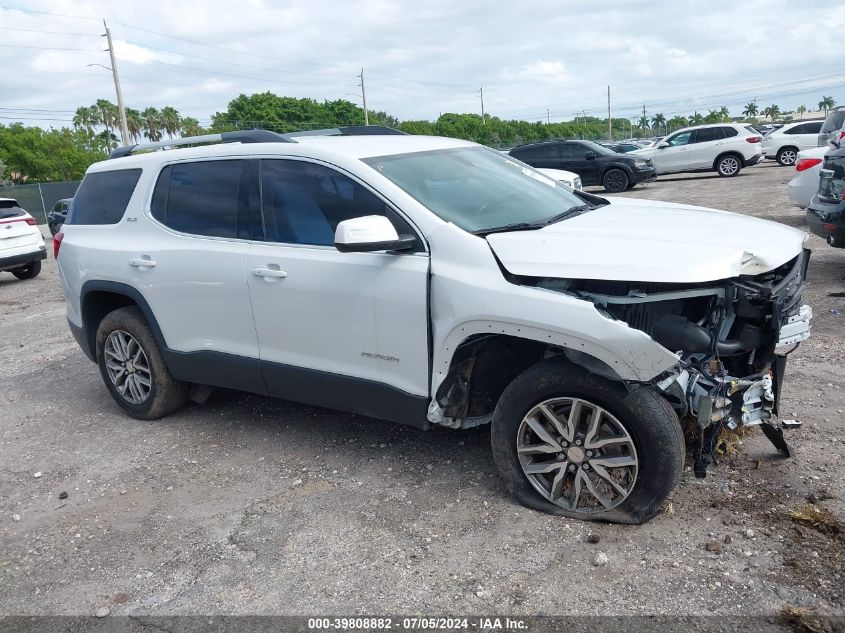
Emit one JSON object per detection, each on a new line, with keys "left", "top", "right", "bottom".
{"left": 581, "top": 140, "right": 617, "bottom": 156}
{"left": 363, "top": 147, "right": 587, "bottom": 234}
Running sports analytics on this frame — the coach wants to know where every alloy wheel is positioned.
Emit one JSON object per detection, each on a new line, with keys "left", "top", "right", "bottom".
{"left": 516, "top": 397, "right": 638, "bottom": 513}
{"left": 104, "top": 330, "right": 152, "bottom": 404}
{"left": 719, "top": 156, "right": 740, "bottom": 175}
{"left": 779, "top": 149, "right": 797, "bottom": 166}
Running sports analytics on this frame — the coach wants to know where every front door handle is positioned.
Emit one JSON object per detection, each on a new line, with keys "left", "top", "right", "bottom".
{"left": 129, "top": 258, "right": 157, "bottom": 268}
{"left": 252, "top": 267, "right": 287, "bottom": 279}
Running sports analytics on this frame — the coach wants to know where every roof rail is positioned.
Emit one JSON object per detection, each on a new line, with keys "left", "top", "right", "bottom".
{"left": 108, "top": 129, "right": 293, "bottom": 159}
{"left": 282, "top": 125, "right": 407, "bottom": 139}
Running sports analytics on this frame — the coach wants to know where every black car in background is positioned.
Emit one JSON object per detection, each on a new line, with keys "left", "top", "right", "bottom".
{"left": 807, "top": 146, "right": 845, "bottom": 247}
{"left": 509, "top": 140, "right": 656, "bottom": 192}
{"left": 47, "top": 198, "right": 72, "bottom": 236}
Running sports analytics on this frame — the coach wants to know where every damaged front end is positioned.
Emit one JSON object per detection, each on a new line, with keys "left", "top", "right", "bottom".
{"left": 535, "top": 249, "right": 813, "bottom": 475}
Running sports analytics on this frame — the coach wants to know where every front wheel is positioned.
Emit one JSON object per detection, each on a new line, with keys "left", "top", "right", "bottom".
{"left": 490, "top": 358, "right": 685, "bottom": 524}
{"left": 716, "top": 154, "right": 742, "bottom": 177}
{"left": 602, "top": 168, "right": 629, "bottom": 193}
{"left": 96, "top": 306, "right": 189, "bottom": 419}
{"left": 11, "top": 260, "right": 41, "bottom": 280}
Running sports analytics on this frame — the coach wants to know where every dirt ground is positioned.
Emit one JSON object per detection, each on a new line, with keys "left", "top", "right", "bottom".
{"left": 1, "top": 161, "right": 843, "bottom": 620}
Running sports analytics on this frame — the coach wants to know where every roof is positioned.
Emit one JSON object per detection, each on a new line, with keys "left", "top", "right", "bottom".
{"left": 89, "top": 132, "right": 476, "bottom": 173}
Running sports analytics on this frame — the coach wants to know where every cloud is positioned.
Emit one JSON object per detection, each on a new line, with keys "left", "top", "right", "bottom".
{"left": 517, "top": 60, "right": 570, "bottom": 84}
{"left": 113, "top": 40, "right": 183, "bottom": 65}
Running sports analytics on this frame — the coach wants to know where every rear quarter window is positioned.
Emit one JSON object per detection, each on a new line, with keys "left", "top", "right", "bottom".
{"left": 68, "top": 169, "right": 141, "bottom": 225}
{"left": 821, "top": 110, "right": 845, "bottom": 133}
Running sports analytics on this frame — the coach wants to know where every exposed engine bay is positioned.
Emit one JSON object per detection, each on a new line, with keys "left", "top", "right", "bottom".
{"left": 529, "top": 249, "right": 813, "bottom": 476}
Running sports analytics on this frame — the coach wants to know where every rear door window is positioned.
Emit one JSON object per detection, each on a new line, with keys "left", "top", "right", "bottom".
{"left": 803, "top": 121, "right": 823, "bottom": 134}
{"left": 68, "top": 169, "right": 141, "bottom": 225}
{"left": 511, "top": 144, "right": 557, "bottom": 160}
{"left": 151, "top": 160, "right": 254, "bottom": 239}
{"left": 691, "top": 128, "right": 725, "bottom": 143}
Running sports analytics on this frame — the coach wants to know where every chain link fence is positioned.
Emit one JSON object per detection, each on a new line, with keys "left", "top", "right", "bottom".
{"left": 0, "top": 181, "right": 80, "bottom": 224}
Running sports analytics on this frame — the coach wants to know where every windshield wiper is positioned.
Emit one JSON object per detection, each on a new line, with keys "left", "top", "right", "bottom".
{"left": 472, "top": 221, "right": 545, "bottom": 236}
{"left": 539, "top": 204, "right": 592, "bottom": 226}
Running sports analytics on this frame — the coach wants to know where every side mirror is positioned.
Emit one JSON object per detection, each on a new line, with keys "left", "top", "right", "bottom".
{"left": 585, "top": 151, "right": 597, "bottom": 160}
{"left": 658, "top": 141, "right": 670, "bottom": 149}
{"left": 335, "top": 215, "right": 415, "bottom": 253}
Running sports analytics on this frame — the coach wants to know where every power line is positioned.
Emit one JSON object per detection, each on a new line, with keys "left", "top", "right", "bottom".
{"left": 0, "top": 43, "right": 102, "bottom": 51}
{"left": 0, "top": 25, "right": 100, "bottom": 36}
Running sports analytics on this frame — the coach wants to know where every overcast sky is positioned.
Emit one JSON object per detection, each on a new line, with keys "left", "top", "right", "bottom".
{"left": 2, "top": 0, "right": 844, "bottom": 129}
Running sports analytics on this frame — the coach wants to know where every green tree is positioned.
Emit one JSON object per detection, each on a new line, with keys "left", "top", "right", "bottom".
{"left": 667, "top": 115, "right": 688, "bottom": 132}
{"left": 762, "top": 104, "right": 781, "bottom": 122}
{"left": 818, "top": 96, "right": 836, "bottom": 115}
{"left": 159, "top": 106, "right": 181, "bottom": 139}
{"left": 125, "top": 108, "right": 143, "bottom": 143}
{"left": 689, "top": 111, "right": 704, "bottom": 125}
{"left": 796, "top": 104, "right": 807, "bottom": 119}
{"left": 72, "top": 106, "right": 98, "bottom": 134}
{"left": 742, "top": 102, "right": 758, "bottom": 118}
{"left": 637, "top": 115, "right": 650, "bottom": 134}
{"left": 141, "top": 107, "right": 162, "bottom": 142}
{"left": 94, "top": 99, "right": 117, "bottom": 135}
{"left": 651, "top": 113, "right": 666, "bottom": 135}
{"left": 180, "top": 117, "right": 203, "bottom": 137}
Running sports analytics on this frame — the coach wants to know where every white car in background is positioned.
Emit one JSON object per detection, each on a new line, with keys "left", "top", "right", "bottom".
{"left": 788, "top": 146, "right": 830, "bottom": 208}
{"left": 536, "top": 167, "right": 582, "bottom": 190}
{"left": 632, "top": 123, "right": 763, "bottom": 177}
{"left": 0, "top": 198, "right": 47, "bottom": 279}
{"left": 762, "top": 120, "right": 824, "bottom": 166}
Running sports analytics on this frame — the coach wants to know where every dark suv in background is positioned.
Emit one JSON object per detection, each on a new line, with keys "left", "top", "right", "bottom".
{"left": 509, "top": 140, "right": 656, "bottom": 192}
{"left": 807, "top": 146, "right": 845, "bottom": 247}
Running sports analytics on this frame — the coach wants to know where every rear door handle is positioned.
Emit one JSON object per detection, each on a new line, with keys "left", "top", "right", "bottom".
{"left": 252, "top": 267, "right": 287, "bottom": 278}
{"left": 129, "top": 258, "right": 156, "bottom": 268}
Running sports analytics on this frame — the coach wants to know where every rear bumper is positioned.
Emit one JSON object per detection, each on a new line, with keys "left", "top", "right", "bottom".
{"left": 0, "top": 247, "right": 46, "bottom": 272}
{"left": 745, "top": 153, "right": 764, "bottom": 167}
{"left": 806, "top": 208, "right": 845, "bottom": 246}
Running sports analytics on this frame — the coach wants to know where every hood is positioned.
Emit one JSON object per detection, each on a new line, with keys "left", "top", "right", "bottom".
{"left": 486, "top": 198, "right": 806, "bottom": 283}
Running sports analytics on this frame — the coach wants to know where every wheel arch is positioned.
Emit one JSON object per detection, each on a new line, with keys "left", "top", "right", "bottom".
{"left": 80, "top": 281, "right": 167, "bottom": 364}
{"left": 713, "top": 150, "right": 745, "bottom": 171}
{"left": 432, "top": 329, "right": 642, "bottom": 424}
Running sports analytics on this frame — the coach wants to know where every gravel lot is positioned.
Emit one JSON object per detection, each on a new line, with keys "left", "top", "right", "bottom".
{"left": 1, "top": 161, "right": 843, "bottom": 620}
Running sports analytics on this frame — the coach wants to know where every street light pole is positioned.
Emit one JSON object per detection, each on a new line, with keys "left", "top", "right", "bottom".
{"left": 103, "top": 21, "right": 129, "bottom": 146}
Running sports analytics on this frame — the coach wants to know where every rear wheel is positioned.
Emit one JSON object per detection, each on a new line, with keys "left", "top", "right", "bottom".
{"left": 96, "top": 306, "right": 188, "bottom": 419}
{"left": 716, "top": 154, "right": 742, "bottom": 177}
{"left": 11, "top": 260, "right": 41, "bottom": 280}
{"left": 490, "top": 358, "right": 685, "bottom": 523}
{"left": 602, "top": 169, "right": 629, "bottom": 193}
{"left": 776, "top": 147, "right": 798, "bottom": 166}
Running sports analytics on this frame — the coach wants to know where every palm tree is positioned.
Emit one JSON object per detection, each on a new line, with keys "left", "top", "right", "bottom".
{"left": 95, "top": 99, "right": 117, "bottom": 136}
{"left": 704, "top": 109, "right": 721, "bottom": 123}
{"left": 180, "top": 117, "right": 203, "bottom": 137}
{"left": 796, "top": 105, "right": 807, "bottom": 120}
{"left": 141, "top": 107, "right": 162, "bottom": 142}
{"left": 637, "top": 115, "right": 650, "bottom": 134}
{"left": 667, "top": 115, "right": 688, "bottom": 132}
{"left": 651, "top": 113, "right": 666, "bottom": 135}
{"left": 159, "top": 106, "right": 181, "bottom": 139}
{"left": 818, "top": 96, "right": 836, "bottom": 116}
{"left": 689, "top": 111, "right": 704, "bottom": 125}
{"left": 125, "top": 108, "right": 143, "bottom": 143}
{"left": 718, "top": 106, "right": 730, "bottom": 121}
{"left": 742, "top": 102, "right": 758, "bottom": 119}
{"left": 762, "top": 104, "right": 781, "bottom": 122}
{"left": 72, "top": 106, "right": 97, "bottom": 134}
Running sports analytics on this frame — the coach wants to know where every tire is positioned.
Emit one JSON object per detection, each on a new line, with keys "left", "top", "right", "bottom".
{"left": 602, "top": 168, "right": 629, "bottom": 193}
{"left": 776, "top": 147, "right": 798, "bottom": 167}
{"left": 716, "top": 154, "right": 742, "bottom": 177}
{"left": 490, "top": 357, "right": 685, "bottom": 524}
{"left": 11, "top": 260, "right": 41, "bottom": 280}
{"left": 95, "top": 306, "right": 189, "bottom": 420}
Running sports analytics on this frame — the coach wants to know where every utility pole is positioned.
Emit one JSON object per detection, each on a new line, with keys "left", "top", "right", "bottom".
{"left": 103, "top": 21, "right": 129, "bottom": 146}
{"left": 546, "top": 108, "right": 550, "bottom": 125}
{"left": 607, "top": 85, "right": 612, "bottom": 141}
{"left": 359, "top": 69, "right": 369, "bottom": 126}
{"left": 479, "top": 85, "right": 485, "bottom": 122}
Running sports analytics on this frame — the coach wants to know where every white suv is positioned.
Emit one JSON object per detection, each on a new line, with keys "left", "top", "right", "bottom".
{"left": 0, "top": 198, "right": 47, "bottom": 279}
{"left": 633, "top": 123, "right": 763, "bottom": 177}
{"left": 762, "top": 120, "right": 824, "bottom": 166}
{"left": 56, "top": 127, "right": 812, "bottom": 524}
